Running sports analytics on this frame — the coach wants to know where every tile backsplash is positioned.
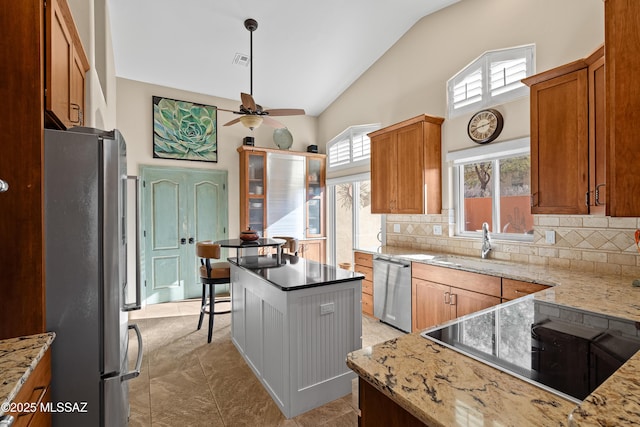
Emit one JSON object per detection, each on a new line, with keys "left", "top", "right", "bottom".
{"left": 386, "top": 210, "right": 640, "bottom": 277}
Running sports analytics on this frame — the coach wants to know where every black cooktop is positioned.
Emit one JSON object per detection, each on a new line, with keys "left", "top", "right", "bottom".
{"left": 422, "top": 296, "right": 640, "bottom": 403}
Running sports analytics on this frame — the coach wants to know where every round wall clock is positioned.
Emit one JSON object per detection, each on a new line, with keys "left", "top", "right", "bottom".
{"left": 467, "top": 109, "right": 504, "bottom": 144}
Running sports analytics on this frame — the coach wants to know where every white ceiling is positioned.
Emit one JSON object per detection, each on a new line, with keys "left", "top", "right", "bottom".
{"left": 108, "top": 0, "right": 459, "bottom": 117}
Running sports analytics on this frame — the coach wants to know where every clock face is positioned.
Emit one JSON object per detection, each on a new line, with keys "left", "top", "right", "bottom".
{"left": 467, "top": 109, "right": 504, "bottom": 144}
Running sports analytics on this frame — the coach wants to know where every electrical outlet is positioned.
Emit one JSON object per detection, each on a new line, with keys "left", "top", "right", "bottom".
{"left": 393, "top": 223, "right": 400, "bottom": 233}
{"left": 433, "top": 225, "right": 443, "bottom": 235}
{"left": 320, "top": 303, "right": 335, "bottom": 315}
{"left": 545, "top": 230, "right": 556, "bottom": 244}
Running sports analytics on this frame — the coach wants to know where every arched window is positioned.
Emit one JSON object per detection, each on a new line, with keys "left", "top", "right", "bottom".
{"left": 327, "top": 124, "right": 380, "bottom": 171}
{"left": 448, "top": 44, "right": 535, "bottom": 118}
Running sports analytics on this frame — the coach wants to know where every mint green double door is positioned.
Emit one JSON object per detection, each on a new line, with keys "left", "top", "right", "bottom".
{"left": 141, "top": 166, "right": 228, "bottom": 304}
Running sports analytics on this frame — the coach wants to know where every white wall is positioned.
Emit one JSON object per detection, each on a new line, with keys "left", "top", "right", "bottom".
{"left": 115, "top": 78, "right": 319, "bottom": 238}
{"left": 318, "top": 0, "right": 604, "bottom": 208}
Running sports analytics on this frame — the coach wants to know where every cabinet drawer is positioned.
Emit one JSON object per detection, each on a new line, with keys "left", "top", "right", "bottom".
{"left": 502, "top": 279, "right": 550, "bottom": 300}
{"left": 362, "top": 292, "right": 374, "bottom": 316}
{"left": 355, "top": 265, "right": 373, "bottom": 282}
{"left": 412, "top": 262, "right": 501, "bottom": 297}
{"left": 362, "top": 279, "right": 373, "bottom": 295}
{"left": 354, "top": 251, "right": 373, "bottom": 268}
{"left": 9, "top": 348, "right": 51, "bottom": 427}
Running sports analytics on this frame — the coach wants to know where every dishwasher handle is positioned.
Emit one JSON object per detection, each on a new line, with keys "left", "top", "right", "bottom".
{"left": 374, "top": 257, "right": 410, "bottom": 268}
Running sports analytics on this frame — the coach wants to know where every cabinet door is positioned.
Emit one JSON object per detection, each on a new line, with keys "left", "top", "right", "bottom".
{"left": 306, "top": 156, "right": 325, "bottom": 237}
{"left": 412, "top": 278, "right": 450, "bottom": 332}
{"left": 451, "top": 288, "right": 500, "bottom": 319}
{"left": 395, "top": 122, "right": 424, "bottom": 214}
{"left": 299, "top": 239, "right": 325, "bottom": 264}
{"left": 370, "top": 131, "right": 397, "bottom": 213}
{"left": 47, "top": 0, "right": 73, "bottom": 127}
{"left": 70, "top": 47, "right": 87, "bottom": 126}
{"left": 530, "top": 69, "right": 589, "bottom": 214}
{"left": 605, "top": 0, "right": 640, "bottom": 217}
{"left": 588, "top": 54, "right": 606, "bottom": 214}
{"left": 240, "top": 151, "right": 267, "bottom": 234}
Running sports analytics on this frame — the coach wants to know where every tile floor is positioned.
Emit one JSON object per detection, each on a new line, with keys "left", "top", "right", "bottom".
{"left": 127, "top": 299, "right": 404, "bottom": 426}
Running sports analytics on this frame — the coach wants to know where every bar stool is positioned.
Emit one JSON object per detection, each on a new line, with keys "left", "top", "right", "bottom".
{"left": 196, "top": 241, "right": 231, "bottom": 343}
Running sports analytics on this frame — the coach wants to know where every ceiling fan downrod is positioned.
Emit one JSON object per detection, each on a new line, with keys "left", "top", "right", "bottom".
{"left": 244, "top": 18, "right": 258, "bottom": 97}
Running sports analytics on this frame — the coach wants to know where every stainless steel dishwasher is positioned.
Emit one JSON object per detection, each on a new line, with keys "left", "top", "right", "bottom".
{"left": 373, "top": 255, "right": 412, "bottom": 332}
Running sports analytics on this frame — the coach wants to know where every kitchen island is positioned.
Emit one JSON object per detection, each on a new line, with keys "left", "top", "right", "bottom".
{"left": 347, "top": 249, "right": 640, "bottom": 426}
{"left": 229, "top": 254, "right": 363, "bottom": 419}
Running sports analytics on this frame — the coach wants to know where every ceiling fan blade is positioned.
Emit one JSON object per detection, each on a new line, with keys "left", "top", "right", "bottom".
{"left": 240, "top": 92, "right": 257, "bottom": 112}
{"left": 223, "top": 117, "right": 243, "bottom": 127}
{"left": 261, "top": 116, "right": 286, "bottom": 129}
{"left": 264, "top": 108, "right": 306, "bottom": 116}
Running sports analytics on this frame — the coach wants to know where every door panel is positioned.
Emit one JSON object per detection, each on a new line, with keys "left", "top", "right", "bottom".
{"left": 142, "top": 167, "right": 228, "bottom": 304}
{"left": 412, "top": 279, "right": 449, "bottom": 332}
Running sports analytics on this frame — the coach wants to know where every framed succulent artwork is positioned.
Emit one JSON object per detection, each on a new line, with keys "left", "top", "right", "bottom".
{"left": 152, "top": 96, "right": 218, "bottom": 162}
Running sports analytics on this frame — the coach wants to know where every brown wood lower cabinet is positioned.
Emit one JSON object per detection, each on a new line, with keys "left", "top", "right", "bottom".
{"left": 411, "top": 263, "right": 501, "bottom": 332}
{"left": 359, "top": 378, "right": 424, "bottom": 427}
{"left": 298, "top": 239, "right": 325, "bottom": 264}
{"left": 502, "top": 278, "right": 550, "bottom": 302}
{"left": 9, "top": 348, "right": 52, "bottom": 427}
{"left": 354, "top": 251, "right": 374, "bottom": 317}
{"left": 412, "top": 278, "right": 500, "bottom": 331}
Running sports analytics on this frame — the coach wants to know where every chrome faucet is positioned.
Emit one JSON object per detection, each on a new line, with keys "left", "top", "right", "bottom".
{"left": 481, "top": 222, "right": 491, "bottom": 259}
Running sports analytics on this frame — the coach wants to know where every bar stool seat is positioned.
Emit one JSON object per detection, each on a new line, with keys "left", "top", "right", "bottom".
{"left": 196, "top": 241, "right": 231, "bottom": 343}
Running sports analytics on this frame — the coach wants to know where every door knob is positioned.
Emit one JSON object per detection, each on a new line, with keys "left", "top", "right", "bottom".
{"left": 0, "top": 179, "right": 8, "bottom": 192}
{"left": 180, "top": 238, "right": 187, "bottom": 245}
{"left": 188, "top": 237, "right": 195, "bottom": 244}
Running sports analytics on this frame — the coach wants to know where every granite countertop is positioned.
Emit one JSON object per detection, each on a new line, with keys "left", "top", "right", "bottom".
{"left": 230, "top": 254, "right": 364, "bottom": 291}
{"left": 0, "top": 332, "right": 55, "bottom": 416}
{"left": 348, "top": 246, "right": 640, "bottom": 426}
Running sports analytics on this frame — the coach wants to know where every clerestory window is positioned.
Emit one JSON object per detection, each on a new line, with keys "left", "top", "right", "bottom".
{"left": 448, "top": 45, "right": 535, "bottom": 118}
{"left": 327, "top": 124, "right": 380, "bottom": 171}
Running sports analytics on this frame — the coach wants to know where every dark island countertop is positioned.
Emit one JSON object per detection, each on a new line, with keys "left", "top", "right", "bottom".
{"left": 229, "top": 254, "right": 364, "bottom": 291}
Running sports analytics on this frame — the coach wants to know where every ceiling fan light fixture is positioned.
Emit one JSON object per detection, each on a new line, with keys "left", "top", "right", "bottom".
{"left": 239, "top": 115, "right": 263, "bottom": 130}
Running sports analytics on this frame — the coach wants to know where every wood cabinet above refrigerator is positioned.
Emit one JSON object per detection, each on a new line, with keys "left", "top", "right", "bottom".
{"left": 369, "top": 114, "right": 444, "bottom": 215}
{"left": 45, "top": 0, "right": 89, "bottom": 129}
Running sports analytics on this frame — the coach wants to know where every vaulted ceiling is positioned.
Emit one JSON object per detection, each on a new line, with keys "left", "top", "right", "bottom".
{"left": 108, "top": 0, "right": 460, "bottom": 117}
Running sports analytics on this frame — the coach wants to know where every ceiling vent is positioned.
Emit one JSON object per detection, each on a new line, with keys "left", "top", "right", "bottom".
{"left": 233, "top": 53, "right": 250, "bottom": 67}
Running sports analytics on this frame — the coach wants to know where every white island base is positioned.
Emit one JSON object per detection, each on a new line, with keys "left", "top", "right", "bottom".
{"left": 230, "top": 260, "right": 363, "bottom": 418}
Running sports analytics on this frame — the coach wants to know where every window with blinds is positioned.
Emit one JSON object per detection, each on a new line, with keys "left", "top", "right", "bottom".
{"left": 448, "top": 45, "right": 534, "bottom": 118}
{"left": 327, "top": 124, "right": 379, "bottom": 171}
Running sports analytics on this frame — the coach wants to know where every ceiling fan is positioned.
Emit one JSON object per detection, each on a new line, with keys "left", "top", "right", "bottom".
{"left": 219, "top": 18, "right": 305, "bottom": 130}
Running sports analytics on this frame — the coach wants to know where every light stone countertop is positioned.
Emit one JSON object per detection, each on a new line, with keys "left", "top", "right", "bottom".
{"left": 0, "top": 332, "right": 55, "bottom": 416}
{"left": 348, "top": 246, "right": 640, "bottom": 426}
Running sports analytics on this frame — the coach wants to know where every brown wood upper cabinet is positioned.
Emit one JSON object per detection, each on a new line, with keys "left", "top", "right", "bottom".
{"left": 523, "top": 46, "right": 605, "bottom": 215}
{"left": 604, "top": 0, "right": 640, "bottom": 217}
{"left": 369, "top": 114, "right": 444, "bottom": 214}
{"left": 46, "top": 0, "right": 89, "bottom": 129}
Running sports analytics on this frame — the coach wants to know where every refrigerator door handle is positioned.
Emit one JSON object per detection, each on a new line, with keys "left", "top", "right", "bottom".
{"left": 124, "top": 175, "right": 142, "bottom": 311}
{"left": 122, "top": 323, "right": 143, "bottom": 382}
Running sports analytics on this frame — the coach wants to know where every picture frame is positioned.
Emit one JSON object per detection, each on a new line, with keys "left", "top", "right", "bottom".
{"left": 152, "top": 96, "right": 218, "bottom": 162}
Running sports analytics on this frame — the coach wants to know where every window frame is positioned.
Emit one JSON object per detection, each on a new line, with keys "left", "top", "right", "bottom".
{"left": 326, "top": 123, "right": 380, "bottom": 172}
{"left": 447, "top": 137, "right": 533, "bottom": 242}
{"left": 447, "top": 44, "right": 535, "bottom": 119}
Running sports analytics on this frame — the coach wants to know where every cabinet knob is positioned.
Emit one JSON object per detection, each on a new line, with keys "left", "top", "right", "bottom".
{"left": 0, "top": 179, "right": 8, "bottom": 192}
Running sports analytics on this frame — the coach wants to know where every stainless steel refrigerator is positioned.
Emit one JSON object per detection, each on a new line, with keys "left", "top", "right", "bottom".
{"left": 44, "top": 127, "right": 142, "bottom": 427}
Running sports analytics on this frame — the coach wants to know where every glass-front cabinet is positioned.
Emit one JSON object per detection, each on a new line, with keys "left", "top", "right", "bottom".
{"left": 239, "top": 149, "right": 266, "bottom": 236}
{"left": 306, "top": 156, "right": 325, "bottom": 238}
{"left": 238, "top": 146, "right": 326, "bottom": 262}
